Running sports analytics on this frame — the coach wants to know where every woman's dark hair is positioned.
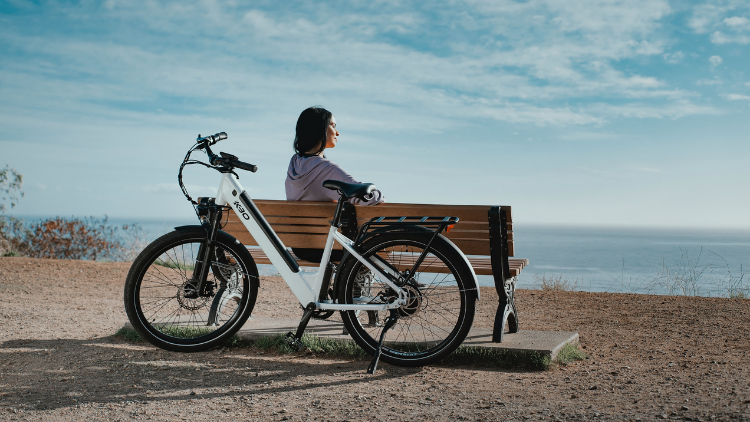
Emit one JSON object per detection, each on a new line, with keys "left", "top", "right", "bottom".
{"left": 294, "top": 106, "right": 332, "bottom": 157}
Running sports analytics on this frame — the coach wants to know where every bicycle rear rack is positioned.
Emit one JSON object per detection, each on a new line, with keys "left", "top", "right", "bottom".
{"left": 358, "top": 216, "right": 458, "bottom": 238}
{"left": 364, "top": 215, "right": 458, "bottom": 226}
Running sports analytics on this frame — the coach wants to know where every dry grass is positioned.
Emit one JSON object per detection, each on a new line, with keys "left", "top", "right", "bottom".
{"left": 533, "top": 273, "right": 580, "bottom": 292}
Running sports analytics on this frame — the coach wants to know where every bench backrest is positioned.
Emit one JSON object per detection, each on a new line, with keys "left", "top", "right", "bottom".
{"left": 223, "top": 200, "right": 515, "bottom": 257}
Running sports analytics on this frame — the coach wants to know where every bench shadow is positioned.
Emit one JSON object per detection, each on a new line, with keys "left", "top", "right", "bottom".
{"left": 0, "top": 335, "right": 417, "bottom": 411}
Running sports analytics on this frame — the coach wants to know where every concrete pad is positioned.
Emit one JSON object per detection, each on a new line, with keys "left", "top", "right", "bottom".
{"left": 122, "top": 316, "right": 578, "bottom": 361}
{"left": 235, "top": 316, "right": 578, "bottom": 361}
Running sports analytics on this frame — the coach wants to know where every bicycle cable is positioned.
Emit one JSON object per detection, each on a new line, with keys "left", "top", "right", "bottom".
{"left": 178, "top": 142, "right": 226, "bottom": 214}
{"left": 178, "top": 133, "right": 247, "bottom": 221}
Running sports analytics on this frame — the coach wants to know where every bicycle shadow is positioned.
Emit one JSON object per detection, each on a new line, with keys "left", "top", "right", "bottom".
{"left": 0, "top": 335, "right": 418, "bottom": 412}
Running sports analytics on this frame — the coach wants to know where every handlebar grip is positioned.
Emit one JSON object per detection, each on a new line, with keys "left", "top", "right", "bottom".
{"left": 208, "top": 132, "right": 227, "bottom": 144}
{"left": 198, "top": 132, "right": 228, "bottom": 145}
{"left": 230, "top": 159, "right": 258, "bottom": 173}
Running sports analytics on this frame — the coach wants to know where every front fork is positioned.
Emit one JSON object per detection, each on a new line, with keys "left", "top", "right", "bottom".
{"left": 184, "top": 202, "right": 223, "bottom": 299}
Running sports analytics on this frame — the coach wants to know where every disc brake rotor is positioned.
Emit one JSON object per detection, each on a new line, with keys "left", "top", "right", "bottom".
{"left": 397, "top": 284, "right": 423, "bottom": 318}
{"left": 178, "top": 281, "right": 212, "bottom": 311}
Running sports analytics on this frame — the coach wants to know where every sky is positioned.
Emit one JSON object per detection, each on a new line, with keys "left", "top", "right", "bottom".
{"left": 1, "top": 0, "right": 749, "bottom": 229}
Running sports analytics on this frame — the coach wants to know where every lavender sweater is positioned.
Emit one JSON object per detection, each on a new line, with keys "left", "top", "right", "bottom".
{"left": 285, "top": 154, "right": 384, "bottom": 205}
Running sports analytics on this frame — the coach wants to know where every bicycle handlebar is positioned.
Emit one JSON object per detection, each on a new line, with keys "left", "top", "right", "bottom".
{"left": 180, "top": 131, "right": 257, "bottom": 206}
{"left": 194, "top": 132, "right": 258, "bottom": 173}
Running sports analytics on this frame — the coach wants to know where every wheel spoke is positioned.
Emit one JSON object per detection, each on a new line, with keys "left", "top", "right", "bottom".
{"left": 341, "top": 233, "right": 475, "bottom": 366}
{"left": 125, "top": 230, "right": 257, "bottom": 351}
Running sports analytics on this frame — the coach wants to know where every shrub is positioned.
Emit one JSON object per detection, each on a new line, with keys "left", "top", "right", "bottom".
{"left": 7, "top": 216, "right": 146, "bottom": 261}
{"left": 11, "top": 216, "right": 121, "bottom": 260}
{"left": 0, "top": 165, "right": 23, "bottom": 214}
{"left": 0, "top": 165, "right": 24, "bottom": 256}
{"left": 648, "top": 248, "right": 748, "bottom": 298}
{"left": 533, "top": 273, "right": 579, "bottom": 292}
{"left": 118, "top": 223, "right": 149, "bottom": 262}
{"left": 1, "top": 166, "right": 148, "bottom": 261}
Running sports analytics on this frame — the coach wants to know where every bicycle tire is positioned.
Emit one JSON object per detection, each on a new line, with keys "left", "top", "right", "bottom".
{"left": 337, "top": 231, "right": 476, "bottom": 367}
{"left": 124, "top": 227, "right": 259, "bottom": 352}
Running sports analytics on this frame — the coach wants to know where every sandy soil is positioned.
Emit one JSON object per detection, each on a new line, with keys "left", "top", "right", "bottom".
{"left": 1, "top": 257, "right": 750, "bottom": 421}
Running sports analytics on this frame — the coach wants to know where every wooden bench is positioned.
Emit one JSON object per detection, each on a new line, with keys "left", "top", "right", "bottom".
{"left": 222, "top": 200, "right": 528, "bottom": 342}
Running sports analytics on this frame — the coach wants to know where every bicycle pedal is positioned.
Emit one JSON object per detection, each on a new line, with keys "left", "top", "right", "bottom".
{"left": 284, "top": 332, "right": 303, "bottom": 351}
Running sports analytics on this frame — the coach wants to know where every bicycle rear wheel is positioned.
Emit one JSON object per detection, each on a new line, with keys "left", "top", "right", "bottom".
{"left": 124, "top": 227, "right": 258, "bottom": 352}
{"left": 337, "top": 231, "right": 476, "bottom": 367}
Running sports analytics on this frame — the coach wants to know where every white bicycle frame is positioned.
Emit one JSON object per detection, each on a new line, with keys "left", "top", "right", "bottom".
{"left": 214, "top": 173, "right": 408, "bottom": 312}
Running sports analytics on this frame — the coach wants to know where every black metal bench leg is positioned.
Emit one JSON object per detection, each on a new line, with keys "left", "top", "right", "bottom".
{"left": 492, "top": 278, "right": 518, "bottom": 342}
{"left": 492, "top": 280, "right": 518, "bottom": 343}
{"left": 489, "top": 207, "right": 519, "bottom": 343}
{"left": 493, "top": 302, "right": 507, "bottom": 343}
{"left": 507, "top": 279, "right": 519, "bottom": 334}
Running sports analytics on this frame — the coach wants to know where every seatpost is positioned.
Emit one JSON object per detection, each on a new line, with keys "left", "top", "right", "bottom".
{"left": 330, "top": 194, "right": 347, "bottom": 227}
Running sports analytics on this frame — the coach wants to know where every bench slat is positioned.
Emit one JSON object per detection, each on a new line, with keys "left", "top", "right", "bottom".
{"left": 226, "top": 200, "right": 516, "bottom": 257}
{"left": 225, "top": 199, "right": 519, "bottom": 260}
{"left": 354, "top": 203, "right": 512, "bottom": 222}
{"left": 357, "top": 204, "right": 514, "bottom": 256}
{"left": 253, "top": 200, "right": 338, "bottom": 218}
{"left": 245, "top": 248, "right": 527, "bottom": 277}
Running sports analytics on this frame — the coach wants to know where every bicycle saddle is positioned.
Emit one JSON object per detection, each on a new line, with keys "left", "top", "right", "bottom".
{"left": 322, "top": 180, "right": 376, "bottom": 201}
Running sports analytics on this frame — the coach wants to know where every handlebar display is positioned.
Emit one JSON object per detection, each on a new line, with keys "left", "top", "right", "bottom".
{"left": 212, "top": 156, "right": 258, "bottom": 173}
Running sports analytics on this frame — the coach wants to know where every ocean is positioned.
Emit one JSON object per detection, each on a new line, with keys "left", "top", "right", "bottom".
{"left": 14, "top": 215, "right": 750, "bottom": 297}
{"left": 511, "top": 225, "right": 750, "bottom": 297}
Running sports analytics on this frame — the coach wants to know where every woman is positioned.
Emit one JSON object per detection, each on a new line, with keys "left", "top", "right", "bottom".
{"left": 287, "top": 107, "right": 381, "bottom": 326}
{"left": 285, "top": 106, "right": 384, "bottom": 205}
{"left": 285, "top": 106, "right": 384, "bottom": 264}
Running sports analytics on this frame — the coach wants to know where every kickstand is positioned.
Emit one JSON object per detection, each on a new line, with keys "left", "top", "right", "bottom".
{"left": 285, "top": 302, "right": 316, "bottom": 351}
{"left": 366, "top": 310, "right": 399, "bottom": 375}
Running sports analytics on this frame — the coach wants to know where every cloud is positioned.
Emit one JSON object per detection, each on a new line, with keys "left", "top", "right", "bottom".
{"left": 709, "top": 55, "right": 724, "bottom": 66}
{"left": 711, "top": 30, "right": 750, "bottom": 44}
{"left": 634, "top": 167, "right": 665, "bottom": 173}
{"left": 726, "top": 94, "right": 750, "bottom": 100}
{"left": 580, "top": 165, "right": 666, "bottom": 176}
{"left": 594, "top": 101, "right": 720, "bottom": 119}
{"left": 689, "top": 3, "right": 727, "bottom": 33}
{"left": 0, "top": 0, "right": 723, "bottom": 138}
{"left": 558, "top": 132, "right": 619, "bottom": 141}
{"left": 663, "top": 51, "right": 685, "bottom": 63}
{"left": 696, "top": 78, "right": 723, "bottom": 86}
{"left": 724, "top": 16, "right": 750, "bottom": 27}
{"left": 690, "top": 2, "right": 750, "bottom": 44}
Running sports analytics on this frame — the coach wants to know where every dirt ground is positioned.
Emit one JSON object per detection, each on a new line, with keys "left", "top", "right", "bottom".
{"left": 1, "top": 257, "right": 749, "bottom": 421}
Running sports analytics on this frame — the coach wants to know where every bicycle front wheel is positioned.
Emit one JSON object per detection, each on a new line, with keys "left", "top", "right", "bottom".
{"left": 337, "top": 232, "right": 477, "bottom": 367}
{"left": 124, "top": 227, "right": 259, "bottom": 352}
